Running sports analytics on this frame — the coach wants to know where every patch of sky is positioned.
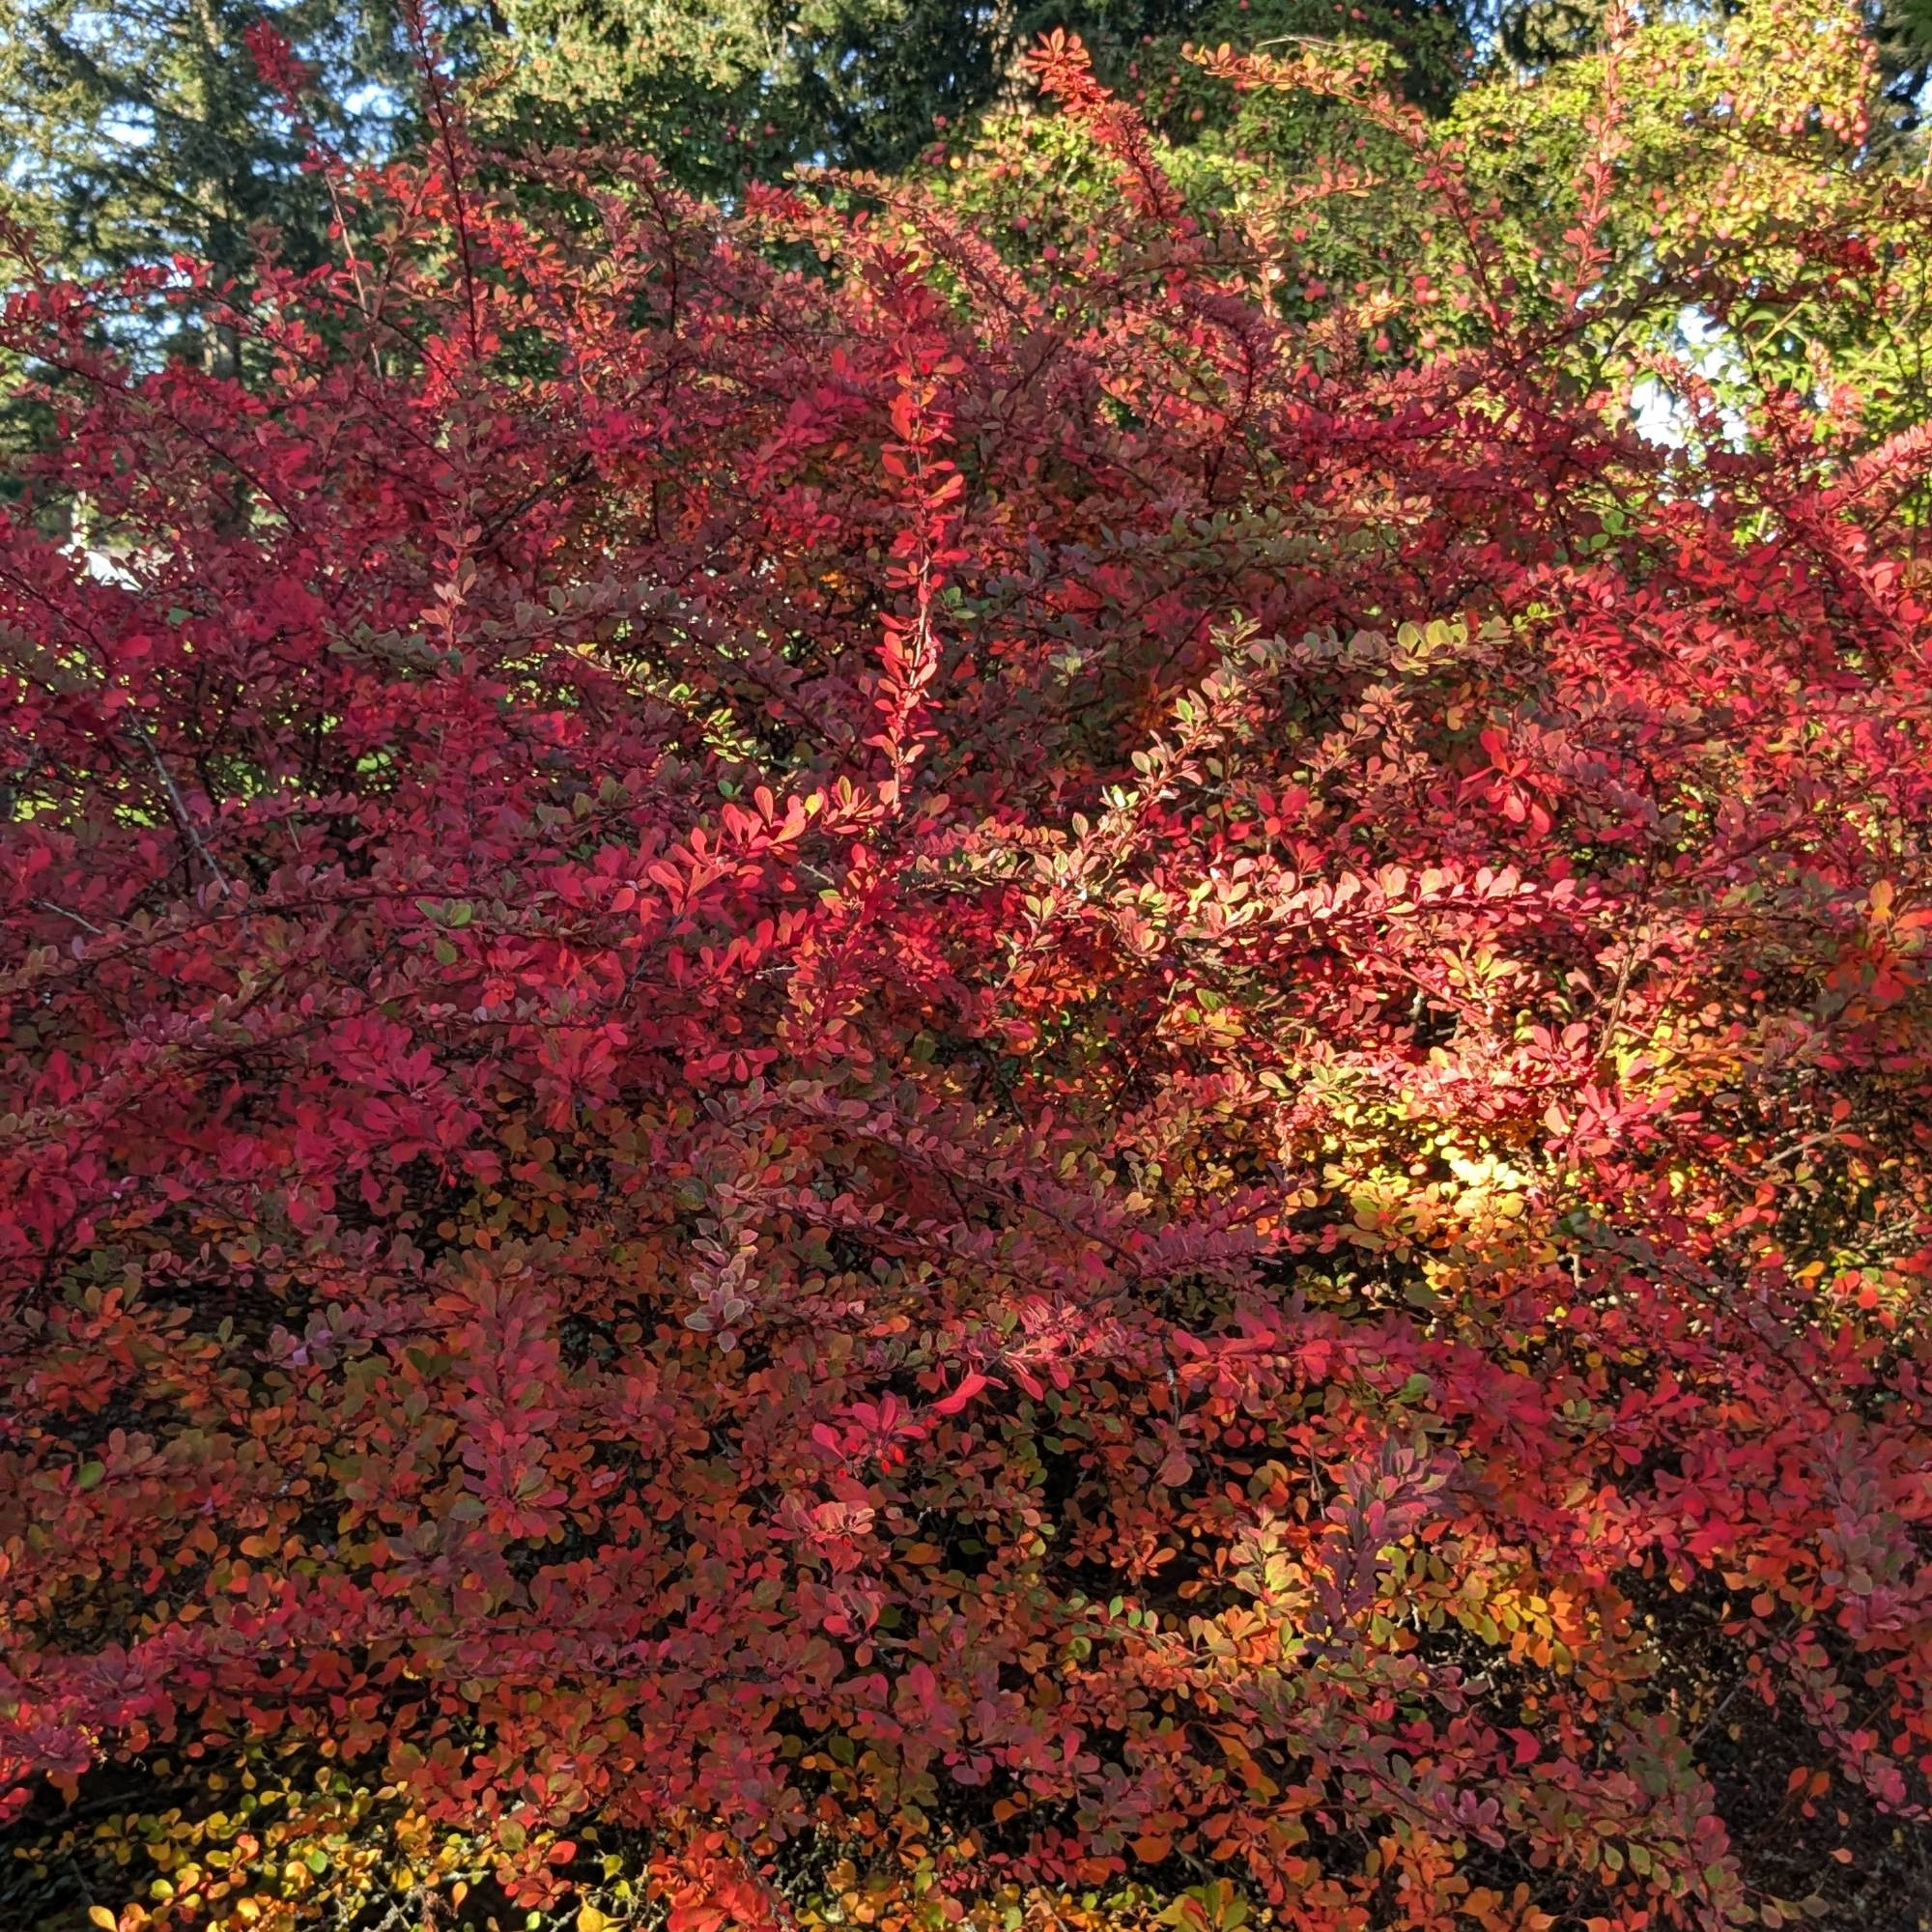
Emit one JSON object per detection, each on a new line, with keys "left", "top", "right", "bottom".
{"left": 1629, "top": 303, "right": 1747, "bottom": 452}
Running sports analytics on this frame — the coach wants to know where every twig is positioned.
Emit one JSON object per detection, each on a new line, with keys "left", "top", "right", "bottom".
{"left": 131, "top": 723, "right": 230, "bottom": 895}
{"left": 30, "top": 898, "right": 103, "bottom": 936}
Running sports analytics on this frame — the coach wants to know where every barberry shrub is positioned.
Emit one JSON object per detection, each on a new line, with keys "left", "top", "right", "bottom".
{"left": 3, "top": 19, "right": 1931, "bottom": 1932}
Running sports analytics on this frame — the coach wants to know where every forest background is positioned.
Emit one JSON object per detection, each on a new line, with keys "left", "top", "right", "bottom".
{"left": 3, "top": 0, "right": 1931, "bottom": 294}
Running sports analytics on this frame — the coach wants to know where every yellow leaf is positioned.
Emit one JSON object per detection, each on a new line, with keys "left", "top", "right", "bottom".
{"left": 578, "top": 1908, "right": 608, "bottom": 1932}
{"left": 89, "top": 1910, "right": 119, "bottom": 1932}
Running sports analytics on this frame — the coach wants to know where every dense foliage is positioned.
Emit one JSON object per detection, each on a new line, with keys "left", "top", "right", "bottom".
{"left": 487, "top": 0, "right": 1473, "bottom": 195}
{"left": 3, "top": 10, "right": 1932, "bottom": 1932}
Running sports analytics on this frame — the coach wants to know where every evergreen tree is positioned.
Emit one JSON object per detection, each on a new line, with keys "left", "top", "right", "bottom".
{"left": 0, "top": 0, "right": 490, "bottom": 362}
{"left": 1872, "top": 0, "right": 1932, "bottom": 133}
{"left": 488, "top": 0, "right": 1472, "bottom": 191}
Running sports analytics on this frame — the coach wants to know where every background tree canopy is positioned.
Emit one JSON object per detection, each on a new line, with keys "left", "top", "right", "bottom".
{"left": 485, "top": 0, "right": 1472, "bottom": 190}
{"left": 3, "top": 0, "right": 1926, "bottom": 296}
{"left": 0, "top": 0, "right": 497, "bottom": 351}
{"left": 12, "top": 0, "right": 1920, "bottom": 283}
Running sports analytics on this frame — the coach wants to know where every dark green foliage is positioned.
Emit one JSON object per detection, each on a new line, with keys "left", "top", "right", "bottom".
{"left": 1872, "top": 0, "right": 1932, "bottom": 134}
{"left": 0, "top": 0, "right": 491, "bottom": 351}
{"left": 489, "top": 0, "right": 1474, "bottom": 191}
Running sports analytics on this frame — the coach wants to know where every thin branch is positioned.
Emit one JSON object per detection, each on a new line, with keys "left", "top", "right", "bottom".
{"left": 131, "top": 722, "right": 230, "bottom": 895}
{"left": 30, "top": 899, "right": 104, "bottom": 936}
